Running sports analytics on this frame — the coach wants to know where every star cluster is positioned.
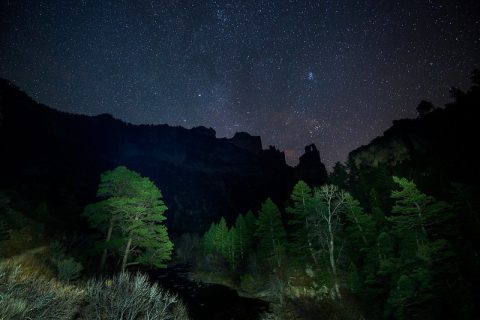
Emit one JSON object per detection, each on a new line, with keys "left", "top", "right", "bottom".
{"left": 1, "top": 0, "right": 479, "bottom": 167}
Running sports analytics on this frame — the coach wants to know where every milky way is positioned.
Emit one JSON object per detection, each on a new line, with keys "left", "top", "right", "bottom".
{"left": 1, "top": 0, "right": 479, "bottom": 167}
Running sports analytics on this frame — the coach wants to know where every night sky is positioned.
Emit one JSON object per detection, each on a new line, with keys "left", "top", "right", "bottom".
{"left": 1, "top": 0, "right": 479, "bottom": 168}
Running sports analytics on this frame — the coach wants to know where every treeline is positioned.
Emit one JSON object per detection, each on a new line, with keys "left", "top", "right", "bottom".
{"left": 197, "top": 176, "right": 471, "bottom": 319}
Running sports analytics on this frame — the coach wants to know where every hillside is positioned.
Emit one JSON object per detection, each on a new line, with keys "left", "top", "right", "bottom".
{"left": 0, "top": 79, "right": 327, "bottom": 234}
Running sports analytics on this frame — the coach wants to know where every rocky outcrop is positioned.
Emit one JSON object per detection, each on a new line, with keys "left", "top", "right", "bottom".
{"left": 294, "top": 144, "right": 327, "bottom": 186}
{"left": 348, "top": 80, "right": 480, "bottom": 190}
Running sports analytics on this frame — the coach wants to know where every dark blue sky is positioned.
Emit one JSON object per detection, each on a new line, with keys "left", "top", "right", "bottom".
{"left": 1, "top": 0, "right": 479, "bottom": 167}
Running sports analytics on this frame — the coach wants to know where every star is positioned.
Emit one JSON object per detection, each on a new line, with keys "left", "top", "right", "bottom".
{"left": 0, "top": 0, "right": 478, "bottom": 168}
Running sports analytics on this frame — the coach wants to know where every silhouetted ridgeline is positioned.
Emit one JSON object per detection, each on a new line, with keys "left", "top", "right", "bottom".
{"left": 348, "top": 73, "right": 480, "bottom": 193}
{"left": 0, "top": 79, "right": 327, "bottom": 233}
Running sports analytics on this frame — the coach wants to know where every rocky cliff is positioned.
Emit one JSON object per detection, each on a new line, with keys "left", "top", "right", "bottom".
{"left": 348, "top": 76, "right": 480, "bottom": 191}
{"left": 0, "top": 79, "right": 327, "bottom": 233}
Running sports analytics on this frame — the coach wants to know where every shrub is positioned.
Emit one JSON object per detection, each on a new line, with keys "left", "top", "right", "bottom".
{"left": 55, "top": 257, "right": 83, "bottom": 283}
{"left": 48, "top": 240, "right": 66, "bottom": 261}
{"left": 82, "top": 272, "right": 190, "bottom": 320}
{"left": 0, "top": 265, "right": 83, "bottom": 320}
{"left": 240, "top": 273, "right": 262, "bottom": 294}
{"left": 0, "top": 218, "right": 10, "bottom": 241}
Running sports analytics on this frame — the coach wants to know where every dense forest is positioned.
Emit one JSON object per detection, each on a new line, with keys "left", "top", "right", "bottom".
{"left": 1, "top": 70, "right": 479, "bottom": 319}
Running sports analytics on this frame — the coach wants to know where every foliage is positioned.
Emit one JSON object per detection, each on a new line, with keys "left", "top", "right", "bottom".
{"left": 54, "top": 257, "right": 83, "bottom": 283}
{"left": 201, "top": 215, "right": 254, "bottom": 271}
{"left": 380, "top": 176, "right": 455, "bottom": 318}
{"left": 388, "top": 176, "right": 451, "bottom": 236}
{"left": 82, "top": 272, "right": 189, "bottom": 320}
{"left": 0, "top": 265, "right": 83, "bottom": 320}
{"left": 306, "top": 185, "right": 349, "bottom": 299}
{"left": 0, "top": 263, "right": 190, "bottom": 320}
{"left": 48, "top": 240, "right": 67, "bottom": 261}
{"left": 255, "top": 198, "right": 287, "bottom": 268}
{"left": 0, "top": 218, "right": 10, "bottom": 241}
{"left": 83, "top": 166, "right": 173, "bottom": 272}
{"left": 197, "top": 173, "right": 472, "bottom": 318}
{"left": 234, "top": 214, "right": 250, "bottom": 261}
{"left": 344, "top": 193, "right": 376, "bottom": 246}
{"left": 286, "top": 181, "right": 313, "bottom": 263}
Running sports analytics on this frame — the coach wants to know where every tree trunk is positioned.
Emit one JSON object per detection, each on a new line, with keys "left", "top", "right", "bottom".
{"left": 99, "top": 217, "right": 114, "bottom": 273}
{"left": 121, "top": 237, "right": 132, "bottom": 272}
{"left": 329, "top": 239, "right": 341, "bottom": 299}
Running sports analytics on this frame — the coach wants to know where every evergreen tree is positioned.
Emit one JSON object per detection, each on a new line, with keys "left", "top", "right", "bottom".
{"left": 118, "top": 176, "right": 173, "bottom": 271}
{"left": 82, "top": 166, "right": 142, "bottom": 272}
{"left": 214, "top": 217, "right": 229, "bottom": 259}
{"left": 388, "top": 176, "right": 451, "bottom": 237}
{"left": 225, "top": 226, "right": 238, "bottom": 270}
{"left": 202, "top": 222, "right": 218, "bottom": 255}
{"left": 234, "top": 214, "right": 252, "bottom": 262}
{"left": 384, "top": 176, "right": 454, "bottom": 318}
{"left": 83, "top": 166, "right": 173, "bottom": 272}
{"left": 286, "top": 180, "right": 314, "bottom": 263}
{"left": 255, "top": 198, "right": 287, "bottom": 268}
{"left": 344, "top": 193, "right": 376, "bottom": 246}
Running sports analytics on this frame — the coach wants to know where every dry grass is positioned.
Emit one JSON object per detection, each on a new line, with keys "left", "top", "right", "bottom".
{"left": 0, "top": 263, "right": 84, "bottom": 320}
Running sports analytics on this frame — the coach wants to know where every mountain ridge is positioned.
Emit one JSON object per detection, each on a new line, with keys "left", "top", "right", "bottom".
{"left": 0, "top": 78, "right": 327, "bottom": 233}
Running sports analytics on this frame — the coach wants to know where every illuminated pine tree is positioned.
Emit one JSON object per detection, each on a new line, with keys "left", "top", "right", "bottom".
{"left": 255, "top": 198, "right": 287, "bottom": 268}
{"left": 286, "top": 180, "right": 313, "bottom": 263}
{"left": 234, "top": 214, "right": 249, "bottom": 261}
{"left": 344, "top": 193, "right": 376, "bottom": 246}
{"left": 388, "top": 176, "right": 451, "bottom": 241}
{"left": 82, "top": 166, "right": 142, "bottom": 272}
{"left": 83, "top": 166, "right": 173, "bottom": 272}
{"left": 118, "top": 176, "right": 173, "bottom": 271}
{"left": 225, "top": 226, "right": 238, "bottom": 270}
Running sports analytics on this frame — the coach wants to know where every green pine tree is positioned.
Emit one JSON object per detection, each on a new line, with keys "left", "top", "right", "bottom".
{"left": 255, "top": 198, "right": 287, "bottom": 268}
{"left": 83, "top": 166, "right": 173, "bottom": 272}
{"left": 225, "top": 226, "right": 238, "bottom": 270}
{"left": 82, "top": 166, "right": 143, "bottom": 272}
{"left": 202, "top": 222, "right": 218, "bottom": 255}
{"left": 286, "top": 180, "right": 314, "bottom": 263}
{"left": 234, "top": 214, "right": 252, "bottom": 262}
{"left": 345, "top": 193, "right": 376, "bottom": 246}
{"left": 384, "top": 176, "right": 454, "bottom": 318}
{"left": 388, "top": 176, "right": 451, "bottom": 239}
{"left": 118, "top": 175, "right": 173, "bottom": 271}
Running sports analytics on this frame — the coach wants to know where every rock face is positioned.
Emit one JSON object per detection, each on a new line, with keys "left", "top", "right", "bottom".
{"left": 294, "top": 144, "right": 327, "bottom": 186}
{"left": 0, "top": 79, "right": 327, "bottom": 233}
{"left": 348, "top": 80, "right": 480, "bottom": 191}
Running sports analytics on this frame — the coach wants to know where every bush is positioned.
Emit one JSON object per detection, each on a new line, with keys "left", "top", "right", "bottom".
{"left": 240, "top": 273, "right": 263, "bottom": 294}
{"left": 55, "top": 258, "right": 83, "bottom": 283}
{"left": 1, "top": 265, "right": 191, "bottom": 320}
{"left": 48, "top": 241, "right": 66, "bottom": 261}
{"left": 0, "top": 265, "right": 83, "bottom": 320}
{"left": 81, "top": 272, "right": 190, "bottom": 320}
{"left": 0, "top": 218, "right": 10, "bottom": 241}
